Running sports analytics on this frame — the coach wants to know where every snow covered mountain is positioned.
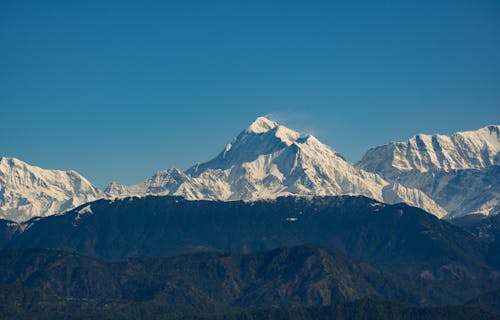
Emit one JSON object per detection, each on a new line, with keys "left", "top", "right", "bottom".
{"left": 106, "top": 117, "right": 446, "bottom": 217}
{"left": 357, "top": 126, "right": 500, "bottom": 218}
{"left": 105, "top": 168, "right": 189, "bottom": 197}
{"left": 7, "top": 118, "right": 494, "bottom": 222}
{"left": 358, "top": 125, "right": 500, "bottom": 178}
{"left": 0, "top": 157, "right": 101, "bottom": 222}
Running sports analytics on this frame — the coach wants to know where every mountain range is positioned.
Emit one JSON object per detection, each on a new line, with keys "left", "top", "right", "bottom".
{"left": 357, "top": 125, "right": 500, "bottom": 218}
{"left": 1, "top": 118, "right": 500, "bottom": 318}
{"left": 1, "top": 195, "right": 499, "bottom": 318}
{"left": 2, "top": 195, "right": 497, "bottom": 280}
{"left": 1, "top": 246, "right": 497, "bottom": 319}
{"left": 0, "top": 157, "right": 101, "bottom": 222}
{"left": 0, "top": 117, "right": 498, "bottom": 222}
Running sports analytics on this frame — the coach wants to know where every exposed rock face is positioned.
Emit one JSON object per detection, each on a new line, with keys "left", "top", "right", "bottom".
{"left": 106, "top": 117, "right": 446, "bottom": 217}
{"left": 0, "top": 157, "right": 101, "bottom": 222}
{"left": 357, "top": 125, "right": 500, "bottom": 218}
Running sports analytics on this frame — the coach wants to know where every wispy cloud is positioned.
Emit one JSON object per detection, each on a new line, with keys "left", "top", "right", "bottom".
{"left": 265, "top": 111, "right": 321, "bottom": 138}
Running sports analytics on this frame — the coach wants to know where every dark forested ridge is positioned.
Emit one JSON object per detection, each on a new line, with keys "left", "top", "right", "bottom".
{"left": 0, "top": 219, "right": 20, "bottom": 247}
{"left": 1, "top": 196, "right": 496, "bottom": 280}
{"left": 1, "top": 196, "right": 499, "bottom": 319}
{"left": 451, "top": 213, "right": 500, "bottom": 241}
{"left": 1, "top": 298, "right": 498, "bottom": 320}
{"left": 450, "top": 213, "right": 500, "bottom": 269}
{"left": 0, "top": 247, "right": 498, "bottom": 319}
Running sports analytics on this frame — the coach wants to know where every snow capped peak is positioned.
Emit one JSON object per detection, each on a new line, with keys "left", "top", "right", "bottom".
{"left": 244, "top": 117, "right": 300, "bottom": 145}
{"left": 105, "top": 117, "right": 445, "bottom": 218}
{"left": 104, "top": 181, "right": 128, "bottom": 194}
{"left": 0, "top": 157, "right": 102, "bottom": 222}
{"left": 358, "top": 125, "right": 500, "bottom": 175}
{"left": 0, "top": 157, "right": 29, "bottom": 169}
{"left": 3, "top": 120, "right": 496, "bottom": 222}
{"left": 187, "top": 119, "right": 302, "bottom": 176}
{"left": 295, "top": 134, "right": 322, "bottom": 147}
{"left": 274, "top": 125, "right": 301, "bottom": 145}
{"left": 245, "top": 116, "right": 278, "bottom": 134}
{"left": 104, "top": 167, "right": 189, "bottom": 198}
{"left": 357, "top": 125, "right": 500, "bottom": 218}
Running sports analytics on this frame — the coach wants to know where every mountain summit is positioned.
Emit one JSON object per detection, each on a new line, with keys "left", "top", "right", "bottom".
{"left": 245, "top": 116, "right": 278, "bottom": 134}
{"left": 106, "top": 117, "right": 446, "bottom": 217}
{"left": 357, "top": 125, "right": 500, "bottom": 218}
{"left": 358, "top": 125, "right": 500, "bottom": 178}
{"left": 0, "top": 157, "right": 101, "bottom": 222}
{"left": 4, "top": 118, "right": 496, "bottom": 222}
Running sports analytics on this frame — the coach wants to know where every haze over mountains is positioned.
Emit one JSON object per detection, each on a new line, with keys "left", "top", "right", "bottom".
{"left": 0, "top": 117, "right": 498, "bottom": 222}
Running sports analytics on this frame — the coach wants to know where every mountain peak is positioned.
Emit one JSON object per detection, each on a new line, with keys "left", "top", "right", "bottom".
{"left": 0, "top": 157, "right": 24, "bottom": 167}
{"left": 245, "top": 116, "right": 278, "bottom": 134}
{"left": 357, "top": 125, "right": 500, "bottom": 218}
{"left": 274, "top": 125, "right": 301, "bottom": 145}
{"left": 296, "top": 134, "right": 320, "bottom": 145}
{"left": 87, "top": 116, "right": 447, "bottom": 218}
{"left": 0, "top": 157, "right": 102, "bottom": 222}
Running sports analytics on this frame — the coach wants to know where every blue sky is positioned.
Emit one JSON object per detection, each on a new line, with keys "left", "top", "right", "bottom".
{"left": 1, "top": 0, "right": 499, "bottom": 187}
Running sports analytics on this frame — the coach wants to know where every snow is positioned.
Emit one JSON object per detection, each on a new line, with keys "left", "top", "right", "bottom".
{"left": 0, "top": 157, "right": 102, "bottom": 222}
{"left": 105, "top": 116, "right": 447, "bottom": 218}
{"left": 77, "top": 205, "right": 93, "bottom": 215}
{"left": 359, "top": 125, "right": 500, "bottom": 175}
{"left": 245, "top": 116, "right": 278, "bottom": 134}
{"left": 357, "top": 125, "right": 500, "bottom": 218}
{"left": 3, "top": 117, "right": 496, "bottom": 222}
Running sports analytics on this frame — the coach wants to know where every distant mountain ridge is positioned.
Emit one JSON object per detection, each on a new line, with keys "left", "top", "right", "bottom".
{"left": 105, "top": 117, "right": 446, "bottom": 218}
{"left": 0, "top": 157, "right": 101, "bottom": 222}
{"left": 0, "top": 245, "right": 430, "bottom": 307}
{"left": 2, "top": 195, "right": 495, "bottom": 280}
{"left": 357, "top": 125, "right": 500, "bottom": 218}
{"left": 1, "top": 118, "right": 498, "bottom": 222}
{"left": 1, "top": 246, "right": 498, "bottom": 319}
{"left": 358, "top": 125, "right": 500, "bottom": 176}
{"left": 0, "top": 245, "right": 492, "bottom": 308}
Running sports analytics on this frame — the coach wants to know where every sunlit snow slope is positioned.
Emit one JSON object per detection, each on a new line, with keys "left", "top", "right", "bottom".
{"left": 357, "top": 126, "right": 500, "bottom": 218}
{"left": 106, "top": 117, "right": 446, "bottom": 217}
{"left": 0, "top": 157, "right": 101, "bottom": 222}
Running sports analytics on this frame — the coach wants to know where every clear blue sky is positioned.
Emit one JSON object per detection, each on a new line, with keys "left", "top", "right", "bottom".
{"left": 1, "top": 0, "right": 499, "bottom": 187}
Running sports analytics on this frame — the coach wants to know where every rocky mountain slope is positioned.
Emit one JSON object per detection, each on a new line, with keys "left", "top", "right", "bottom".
{"left": 106, "top": 117, "right": 446, "bottom": 217}
{"left": 2, "top": 119, "right": 497, "bottom": 222}
{"left": 359, "top": 125, "right": 499, "bottom": 175}
{"left": 357, "top": 126, "right": 500, "bottom": 218}
{"left": 0, "top": 157, "right": 101, "bottom": 222}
